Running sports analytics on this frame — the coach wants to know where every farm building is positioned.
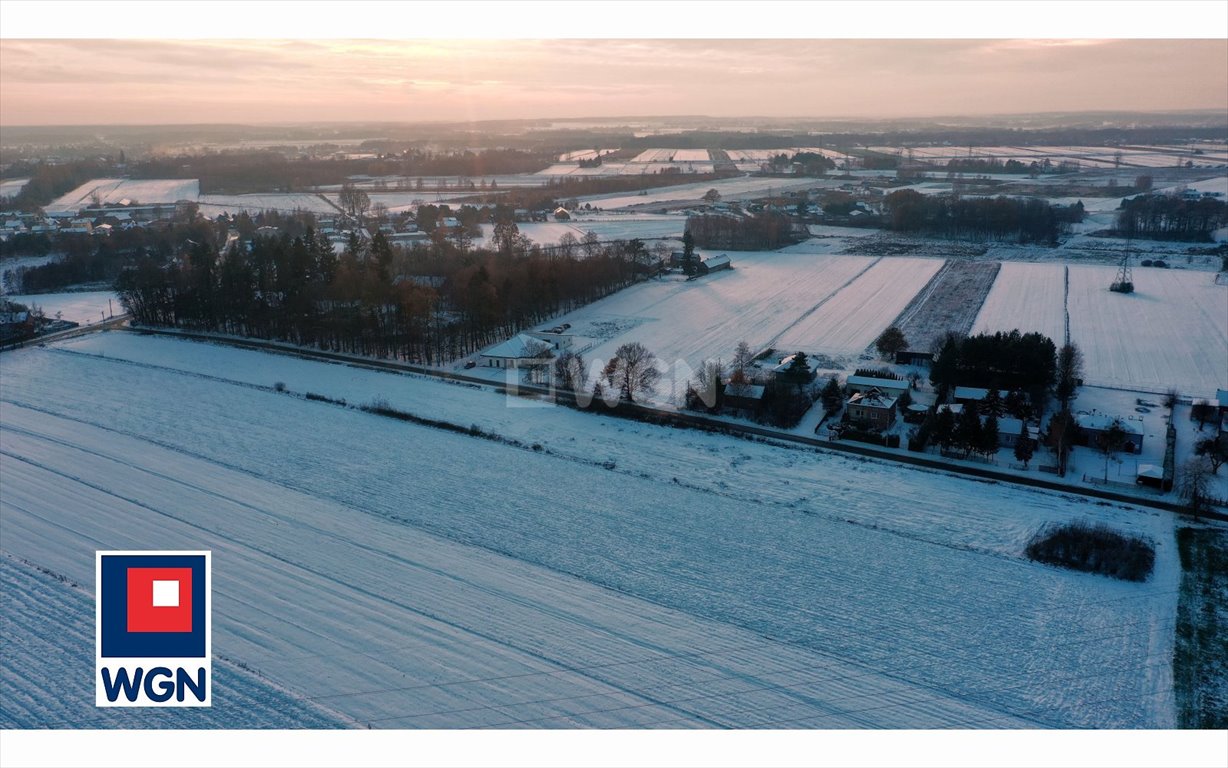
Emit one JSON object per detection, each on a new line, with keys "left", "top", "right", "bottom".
{"left": 846, "top": 375, "right": 909, "bottom": 399}
{"left": 553, "top": 207, "right": 572, "bottom": 221}
{"left": 697, "top": 254, "right": 732, "bottom": 275}
{"left": 895, "top": 350, "right": 933, "bottom": 367}
{"left": 845, "top": 388, "right": 897, "bottom": 430}
{"left": 1136, "top": 464, "right": 1166, "bottom": 489}
{"left": 523, "top": 330, "right": 573, "bottom": 352}
{"left": 994, "top": 417, "right": 1025, "bottom": 449}
{"left": 953, "top": 387, "right": 1011, "bottom": 407}
{"left": 480, "top": 334, "right": 555, "bottom": 369}
{"left": 1074, "top": 413, "right": 1144, "bottom": 454}
{"left": 723, "top": 382, "right": 766, "bottom": 414}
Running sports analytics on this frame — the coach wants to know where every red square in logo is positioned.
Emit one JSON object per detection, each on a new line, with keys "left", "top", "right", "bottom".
{"left": 126, "top": 567, "right": 193, "bottom": 633}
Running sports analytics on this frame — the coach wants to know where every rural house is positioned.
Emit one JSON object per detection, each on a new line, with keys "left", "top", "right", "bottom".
{"left": 845, "top": 387, "right": 898, "bottom": 430}
{"left": 1074, "top": 412, "right": 1144, "bottom": 454}
{"left": 480, "top": 334, "right": 554, "bottom": 370}
{"left": 723, "top": 382, "right": 765, "bottom": 414}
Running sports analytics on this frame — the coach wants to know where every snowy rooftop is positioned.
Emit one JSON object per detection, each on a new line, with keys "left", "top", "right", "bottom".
{"left": 847, "top": 388, "right": 897, "bottom": 410}
{"left": 1075, "top": 412, "right": 1143, "bottom": 435}
{"left": 481, "top": 333, "right": 552, "bottom": 360}
{"left": 847, "top": 375, "right": 907, "bottom": 390}
{"left": 1137, "top": 464, "right": 1164, "bottom": 480}
{"left": 997, "top": 416, "right": 1024, "bottom": 435}
{"left": 953, "top": 386, "right": 1011, "bottom": 401}
{"left": 725, "top": 383, "right": 765, "bottom": 400}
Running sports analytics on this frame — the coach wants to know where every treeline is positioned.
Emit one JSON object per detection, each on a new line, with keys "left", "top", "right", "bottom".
{"left": 883, "top": 190, "right": 1062, "bottom": 244}
{"left": 1114, "top": 192, "right": 1228, "bottom": 241}
{"left": 130, "top": 149, "right": 554, "bottom": 194}
{"left": 685, "top": 212, "right": 801, "bottom": 250}
{"left": 6, "top": 159, "right": 115, "bottom": 210}
{"left": 11, "top": 217, "right": 222, "bottom": 293}
{"left": 117, "top": 230, "right": 642, "bottom": 364}
{"left": 930, "top": 329, "right": 1057, "bottom": 404}
{"left": 456, "top": 171, "right": 736, "bottom": 209}
{"left": 944, "top": 158, "right": 1032, "bottom": 174}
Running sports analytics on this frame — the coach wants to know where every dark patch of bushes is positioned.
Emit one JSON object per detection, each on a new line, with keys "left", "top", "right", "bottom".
{"left": 1025, "top": 521, "right": 1155, "bottom": 582}
{"left": 852, "top": 367, "right": 901, "bottom": 380}
{"left": 304, "top": 391, "right": 346, "bottom": 406}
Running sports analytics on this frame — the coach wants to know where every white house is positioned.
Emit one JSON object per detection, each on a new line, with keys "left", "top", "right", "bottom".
{"left": 480, "top": 333, "right": 555, "bottom": 369}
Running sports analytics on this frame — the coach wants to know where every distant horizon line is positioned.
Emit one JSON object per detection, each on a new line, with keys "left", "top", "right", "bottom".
{"left": 3, "top": 108, "right": 1228, "bottom": 132}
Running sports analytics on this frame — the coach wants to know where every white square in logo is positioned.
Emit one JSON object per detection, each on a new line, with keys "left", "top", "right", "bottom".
{"left": 152, "top": 580, "right": 180, "bottom": 607}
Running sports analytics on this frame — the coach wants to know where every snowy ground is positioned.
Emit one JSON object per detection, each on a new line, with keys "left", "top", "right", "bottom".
{"left": 1067, "top": 266, "right": 1227, "bottom": 395}
{"left": 539, "top": 252, "right": 888, "bottom": 375}
{"left": 0, "top": 178, "right": 30, "bottom": 200}
{"left": 774, "top": 257, "right": 945, "bottom": 356}
{"left": 972, "top": 262, "right": 1069, "bottom": 346}
{"left": 198, "top": 193, "right": 340, "bottom": 216}
{"left": 578, "top": 176, "right": 817, "bottom": 211}
{"left": 0, "top": 555, "right": 346, "bottom": 729}
{"left": 0, "top": 333, "right": 1182, "bottom": 728}
{"left": 4, "top": 291, "right": 120, "bottom": 326}
{"left": 45, "top": 179, "right": 200, "bottom": 215}
{"left": 566, "top": 214, "right": 686, "bottom": 242}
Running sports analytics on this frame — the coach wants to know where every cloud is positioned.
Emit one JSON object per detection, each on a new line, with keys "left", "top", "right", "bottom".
{"left": 1, "top": 38, "right": 1224, "bottom": 125}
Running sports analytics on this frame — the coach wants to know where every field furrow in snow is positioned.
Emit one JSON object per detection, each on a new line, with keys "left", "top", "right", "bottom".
{"left": 0, "top": 555, "right": 346, "bottom": 729}
{"left": 972, "top": 262, "right": 1068, "bottom": 345}
{"left": 775, "top": 257, "right": 945, "bottom": 355}
{"left": 0, "top": 338, "right": 1180, "bottom": 728}
{"left": 1, "top": 404, "right": 1026, "bottom": 729}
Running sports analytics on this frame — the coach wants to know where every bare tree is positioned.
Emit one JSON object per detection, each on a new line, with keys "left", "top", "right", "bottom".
{"left": 687, "top": 358, "right": 725, "bottom": 411}
{"left": 730, "top": 340, "right": 755, "bottom": 387}
{"left": 556, "top": 232, "right": 579, "bottom": 260}
{"left": 552, "top": 350, "right": 588, "bottom": 394}
{"left": 1096, "top": 420, "right": 1129, "bottom": 481}
{"left": 606, "top": 342, "right": 661, "bottom": 403}
{"left": 1177, "top": 457, "right": 1214, "bottom": 520}
{"left": 523, "top": 340, "right": 554, "bottom": 384}
{"left": 338, "top": 183, "right": 371, "bottom": 224}
{"left": 1195, "top": 437, "right": 1227, "bottom": 474}
{"left": 581, "top": 231, "right": 601, "bottom": 258}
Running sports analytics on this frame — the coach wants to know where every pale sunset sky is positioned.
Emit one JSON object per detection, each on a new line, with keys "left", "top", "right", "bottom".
{"left": 0, "top": 3, "right": 1225, "bottom": 126}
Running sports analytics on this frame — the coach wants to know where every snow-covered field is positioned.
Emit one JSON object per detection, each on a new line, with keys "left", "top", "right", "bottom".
{"left": 4, "top": 291, "right": 120, "bottom": 325}
{"left": 46, "top": 179, "right": 200, "bottom": 214}
{"left": 1067, "top": 266, "right": 1228, "bottom": 394}
{"left": 566, "top": 215, "right": 685, "bottom": 242}
{"left": 972, "top": 262, "right": 1068, "bottom": 345}
{"left": 544, "top": 252, "right": 881, "bottom": 371}
{"left": 0, "top": 333, "right": 1182, "bottom": 728}
{"left": 198, "top": 193, "right": 340, "bottom": 216}
{"left": 631, "top": 149, "right": 710, "bottom": 163}
{"left": 0, "top": 178, "right": 30, "bottom": 200}
{"left": 476, "top": 222, "right": 583, "bottom": 248}
{"left": 774, "top": 257, "right": 945, "bottom": 355}
{"left": 971, "top": 262, "right": 1225, "bottom": 394}
{"left": 0, "top": 555, "right": 345, "bottom": 729}
{"left": 580, "top": 176, "right": 817, "bottom": 211}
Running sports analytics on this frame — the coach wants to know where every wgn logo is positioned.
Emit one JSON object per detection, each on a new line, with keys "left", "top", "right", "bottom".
{"left": 96, "top": 551, "right": 211, "bottom": 707}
